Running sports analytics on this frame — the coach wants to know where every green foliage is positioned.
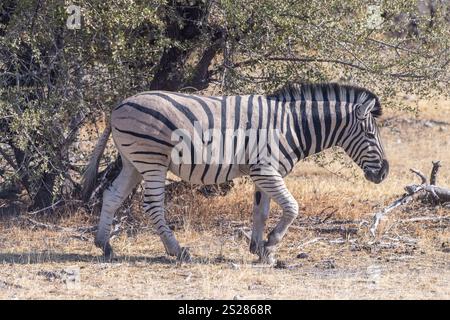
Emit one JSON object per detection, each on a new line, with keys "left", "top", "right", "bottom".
{"left": 215, "top": 0, "right": 450, "bottom": 99}
{"left": 0, "top": 0, "right": 170, "bottom": 207}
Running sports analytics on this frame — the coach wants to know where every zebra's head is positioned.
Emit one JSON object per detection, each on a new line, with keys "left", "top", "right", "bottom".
{"left": 341, "top": 93, "right": 389, "bottom": 184}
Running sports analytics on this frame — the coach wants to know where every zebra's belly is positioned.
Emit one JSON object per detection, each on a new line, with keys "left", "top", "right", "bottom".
{"left": 168, "top": 162, "right": 247, "bottom": 185}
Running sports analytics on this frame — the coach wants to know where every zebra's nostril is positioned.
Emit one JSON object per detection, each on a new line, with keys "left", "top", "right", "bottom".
{"left": 379, "top": 159, "right": 389, "bottom": 180}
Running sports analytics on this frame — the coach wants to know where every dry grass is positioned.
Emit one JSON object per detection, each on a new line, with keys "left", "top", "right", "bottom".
{"left": 0, "top": 97, "right": 449, "bottom": 299}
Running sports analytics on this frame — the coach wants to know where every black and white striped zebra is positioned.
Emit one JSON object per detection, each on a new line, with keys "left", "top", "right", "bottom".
{"left": 82, "top": 83, "right": 389, "bottom": 263}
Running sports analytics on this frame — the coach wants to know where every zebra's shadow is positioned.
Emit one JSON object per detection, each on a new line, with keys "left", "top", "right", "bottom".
{"left": 0, "top": 252, "right": 245, "bottom": 265}
{"left": 0, "top": 252, "right": 174, "bottom": 265}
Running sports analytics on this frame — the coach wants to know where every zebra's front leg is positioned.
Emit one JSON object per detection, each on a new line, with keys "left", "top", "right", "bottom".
{"left": 95, "top": 157, "right": 141, "bottom": 259}
{"left": 142, "top": 168, "right": 191, "bottom": 262}
{"left": 250, "top": 166, "right": 299, "bottom": 264}
{"left": 250, "top": 187, "right": 271, "bottom": 257}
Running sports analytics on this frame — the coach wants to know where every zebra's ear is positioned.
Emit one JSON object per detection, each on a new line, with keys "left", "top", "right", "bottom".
{"left": 356, "top": 99, "right": 376, "bottom": 120}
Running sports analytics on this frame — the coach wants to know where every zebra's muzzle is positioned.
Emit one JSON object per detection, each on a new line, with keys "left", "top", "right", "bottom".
{"left": 364, "top": 159, "right": 389, "bottom": 184}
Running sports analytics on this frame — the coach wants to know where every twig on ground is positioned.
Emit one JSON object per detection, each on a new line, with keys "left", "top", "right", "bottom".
{"left": 370, "top": 161, "right": 450, "bottom": 237}
{"left": 236, "top": 227, "right": 251, "bottom": 241}
{"left": 319, "top": 207, "right": 338, "bottom": 223}
{"left": 383, "top": 236, "right": 418, "bottom": 244}
{"left": 297, "top": 237, "right": 325, "bottom": 248}
{"left": 24, "top": 217, "right": 97, "bottom": 235}
{"left": 26, "top": 218, "right": 69, "bottom": 231}
{"left": 370, "top": 191, "right": 417, "bottom": 237}
{"left": 402, "top": 216, "right": 450, "bottom": 223}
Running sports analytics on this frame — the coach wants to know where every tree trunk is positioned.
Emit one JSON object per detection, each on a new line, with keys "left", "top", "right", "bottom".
{"left": 150, "top": 0, "right": 218, "bottom": 91}
{"left": 28, "top": 171, "right": 57, "bottom": 211}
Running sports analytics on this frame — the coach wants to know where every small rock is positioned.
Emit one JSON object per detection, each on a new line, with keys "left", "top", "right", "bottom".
{"left": 62, "top": 267, "right": 80, "bottom": 289}
{"left": 215, "top": 254, "right": 226, "bottom": 263}
{"left": 230, "top": 263, "right": 240, "bottom": 270}
{"left": 37, "top": 270, "right": 61, "bottom": 282}
{"left": 296, "top": 252, "right": 309, "bottom": 259}
{"left": 274, "top": 260, "right": 288, "bottom": 269}
{"left": 233, "top": 295, "right": 243, "bottom": 300}
{"left": 402, "top": 94, "right": 415, "bottom": 101}
{"left": 317, "top": 259, "right": 336, "bottom": 269}
{"left": 0, "top": 280, "right": 21, "bottom": 289}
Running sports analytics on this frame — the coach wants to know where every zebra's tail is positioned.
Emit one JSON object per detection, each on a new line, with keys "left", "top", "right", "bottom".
{"left": 81, "top": 116, "right": 112, "bottom": 202}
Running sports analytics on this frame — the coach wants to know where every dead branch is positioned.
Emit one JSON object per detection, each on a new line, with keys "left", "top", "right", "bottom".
{"left": 236, "top": 227, "right": 251, "bottom": 241}
{"left": 26, "top": 218, "right": 69, "bottom": 231}
{"left": 402, "top": 215, "right": 450, "bottom": 223}
{"left": 430, "top": 161, "right": 441, "bottom": 185}
{"left": 290, "top": 224, "right": 359, "bottom": 236}
{"left": 27, "top": 199, "right": 64, "bottom": 215}
{"left": 297, "top": 237, "right": 325, "bottom": 248}
{"left": 311, "top": 225, "right": 358, "bottom": 235}
{"left": 410, "top": 168, "right": 427, "bottom": 184}
{"left": 423, "top": 184, "right": 450, "bottom": 202}
{"left": 370, "top": 161, "right": 450, "bottom": 237}
{"left": 25, "top": 199, "right": 84, "bottom": 216}
{"left": 370, "top": 190, "right": 417, "bottom": 237}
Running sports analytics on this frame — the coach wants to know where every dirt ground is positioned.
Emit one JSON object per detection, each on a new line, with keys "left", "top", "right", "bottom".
{"left": 0, "top": 96, "right": 449, "bottom": 299}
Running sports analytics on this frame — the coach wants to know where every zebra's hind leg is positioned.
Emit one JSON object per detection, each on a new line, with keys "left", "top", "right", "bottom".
{"left": 250, "top": 187, "right": 270, "bottom": 257}
{"left": 95, "top": 157, "right": 141, "bottom": 260}
{"left": 250, "top": 165, "right": 299, "bottom": 264}
{"left": 142, "top": 167, "right": 191, "bottom": 262}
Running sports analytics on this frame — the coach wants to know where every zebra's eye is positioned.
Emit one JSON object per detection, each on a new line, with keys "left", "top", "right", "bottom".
{"left": 365, "top": 132, "right": 376, "bottom": 139}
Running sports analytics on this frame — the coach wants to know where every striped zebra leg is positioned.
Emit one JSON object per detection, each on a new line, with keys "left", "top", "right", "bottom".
{"left": 250, "top": 187, "right": 270, "bottom": 255}
{"left": 250, "top": 165, "right": 299, "bottom": 264}
{"left": 95, "top": 157, "right": 141, "bottom": 259}
{"left": 142, "top": 167, "right": 191, "bottom": 262}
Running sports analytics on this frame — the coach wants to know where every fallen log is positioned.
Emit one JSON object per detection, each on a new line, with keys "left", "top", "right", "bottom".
{"left": 370, "top": 161, "right": 450, "bottom": 237}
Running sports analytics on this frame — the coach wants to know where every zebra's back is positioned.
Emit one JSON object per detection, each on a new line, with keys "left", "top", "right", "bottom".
{"left": 111, "top": 91, "right": 277, "bottom": 185}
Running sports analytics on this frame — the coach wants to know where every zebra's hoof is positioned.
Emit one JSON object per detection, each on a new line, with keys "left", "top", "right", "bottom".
{"left": 103, "top": 243, "right": 114, "bottom": 261}
{"left": 176, "top": 247, "right": 192, "bottom": 263}
{"left": 249, "top": 240, "right": 257, "bottom": 254}
{"left": 250, "top": 240, "right": 264, "bottom": 255}
{"left": 258, "top": 253, "right": 276, "bottom": 266}
{"left": 257, "top": 243, "right": 276, "bottom": 266}
{"left": 95, "top": 240, "right": 114, "bottom": 261}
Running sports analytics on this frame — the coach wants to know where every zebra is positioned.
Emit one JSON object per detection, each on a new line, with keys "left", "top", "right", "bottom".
{"left": 82, "top": 82, "right": 389, "bottom": 264}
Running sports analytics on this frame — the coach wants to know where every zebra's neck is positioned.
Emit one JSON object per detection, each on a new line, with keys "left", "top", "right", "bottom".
{"left": 284, "top": 97, "right": 353, "bottom": 160}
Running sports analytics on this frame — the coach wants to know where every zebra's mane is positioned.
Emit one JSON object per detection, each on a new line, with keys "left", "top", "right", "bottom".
{"left": 268, "top": 82, "right": 382, "bottom": 118}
